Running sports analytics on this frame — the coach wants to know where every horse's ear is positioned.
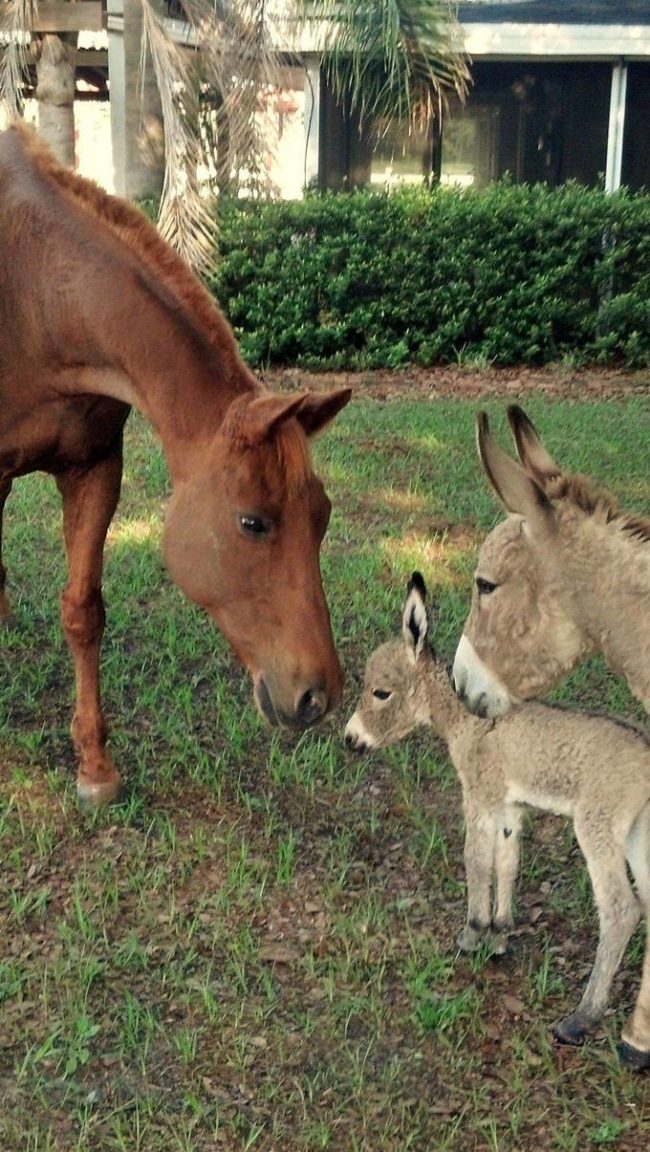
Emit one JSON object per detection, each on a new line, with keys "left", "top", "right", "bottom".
{"left": 507, "top": 405, "right": 561, "bottom": 483}
{"left": 234, "top": 393, "right": 308, "bottom": 445}
{"left": 402, "top": 572, "right": 428, "bottom": 662}
{"left": 295, "top": 388, "right": 352, "bottom": 437}
{"left": 477, "top": 412, "right": 555, "bottom": 536}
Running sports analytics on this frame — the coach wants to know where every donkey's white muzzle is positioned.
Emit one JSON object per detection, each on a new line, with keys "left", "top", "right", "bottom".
{"left": 451, "top": 635, "right": 514, "bottom": 718}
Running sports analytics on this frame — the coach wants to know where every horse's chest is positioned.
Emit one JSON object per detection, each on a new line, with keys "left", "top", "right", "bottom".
{"left": 0, "top": 395, "right": 129, "bottom": 477}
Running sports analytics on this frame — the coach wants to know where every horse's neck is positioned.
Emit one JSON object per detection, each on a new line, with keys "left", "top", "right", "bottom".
{"left": 569, "top": 516, "right": 650, "bottom": 710}
{"left": 67, "top": 267, "right": 257, "bottom": 481}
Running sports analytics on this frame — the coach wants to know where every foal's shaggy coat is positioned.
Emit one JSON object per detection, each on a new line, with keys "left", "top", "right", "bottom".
{"left": 452, "top": 406, "right": 650, "bottom": 719}
{"left": 347, "top": 575, "right": 650, "bottom": 1068}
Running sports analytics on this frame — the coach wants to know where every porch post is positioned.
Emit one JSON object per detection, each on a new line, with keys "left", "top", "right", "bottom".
{"left": 605, "top": 60, "right": 627, "bottom": 193}
{"left": 107, "top": 0, "right": 164, "bottom": 200}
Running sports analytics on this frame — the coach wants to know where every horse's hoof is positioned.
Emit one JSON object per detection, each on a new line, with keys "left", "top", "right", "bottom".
{"left": 0, "top": 612, "right": 18, "bottom": 631}
{"left": 552, "top": 1013, "right": 592, "bottom": 1046}
{"left": 617, "top": 1040, "right": 650, "bottom": 1071}
{"left": 77, "top": 775, "right": 125, "bottom": 810}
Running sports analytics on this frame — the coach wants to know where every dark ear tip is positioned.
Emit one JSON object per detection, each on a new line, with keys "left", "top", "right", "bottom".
{"left": 507, "top": 404, "right": 528, "bottom": 431}
{"left": 407, "top": 571, "right": 427, "bottom": 599}
{"left": 476, "top": 411, "right": 489, "bottom": 436}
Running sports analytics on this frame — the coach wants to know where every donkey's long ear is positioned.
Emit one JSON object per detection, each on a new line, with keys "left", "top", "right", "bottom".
{"left": 295, "top": 388, "right": 352, "bottom": 438}
{"left": 402, "top": 572, "right": 428, "bottom": 663}
{"left": 477, "top": 412, "right": 555, "bottom": 537}
{"left": 507, "top": 405, "right": 561, "bottom": 484}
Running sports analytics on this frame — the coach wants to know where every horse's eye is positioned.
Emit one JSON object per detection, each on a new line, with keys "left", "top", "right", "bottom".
{"left": 239, "top": 515, "right": 270, "bottom": 538}
{"left": 373, "top": 689, "right": 392, "bottom": 701}
{"left": 476, "top": 577, "right": 497, "bottom": 596}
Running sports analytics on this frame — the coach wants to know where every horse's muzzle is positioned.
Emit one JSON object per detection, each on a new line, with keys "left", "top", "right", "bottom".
{"left": 255, "top": 677, "right": 330, "bottom": 729}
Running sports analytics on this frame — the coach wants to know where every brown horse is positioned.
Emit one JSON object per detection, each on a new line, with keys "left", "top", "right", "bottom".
{"left": 0, "top": 123, "right": 351, "bottom": 806}
{"left": 452, "top": 406, "right": 650, "bottom": 718}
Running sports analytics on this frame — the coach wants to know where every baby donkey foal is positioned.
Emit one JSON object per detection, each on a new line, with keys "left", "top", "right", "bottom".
{"left": 345, "top": 573, "right": 650, "bottom": 1069}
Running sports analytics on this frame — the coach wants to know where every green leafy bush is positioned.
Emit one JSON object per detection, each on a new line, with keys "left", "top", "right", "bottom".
{"left": 209, "top": 182, "right": 650, "bottom": 369}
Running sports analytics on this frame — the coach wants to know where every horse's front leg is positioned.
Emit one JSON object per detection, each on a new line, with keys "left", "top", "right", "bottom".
{"left": 56, "top": 444, "right": 123, "bottom": 807}
{"left": 0, "top": 477, "right": 16, "bottom": 627}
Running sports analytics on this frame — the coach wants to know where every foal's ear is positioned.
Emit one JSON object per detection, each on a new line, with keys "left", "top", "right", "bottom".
{"left": 507, "top": 405, "right": 561, "bottom": 484}
{"left": 476, "top": 412, "right": 555, "bottom": 536}
{"left": 295, "top": 388, "right": 352, "bottom": 438}
{"left": 402, "top": 572, "right": 428, "bottom": 662}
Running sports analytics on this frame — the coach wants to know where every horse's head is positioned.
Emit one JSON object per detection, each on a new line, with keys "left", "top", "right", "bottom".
{"left": 163, "top": 386, "right": 351, "bottom": 728}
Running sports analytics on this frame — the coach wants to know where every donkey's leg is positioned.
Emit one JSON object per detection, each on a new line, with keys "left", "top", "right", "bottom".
{"left": 0, "top": 477, "right": 16, "bottom": 627}
{"left": 56, "top": 444, "right": 123, "bottom": 807}
{"left": 618, "top": 803, "right": 650, "bottom": 1069}
{"left": 457, "top": 806, "right": 498, "bottom": 952}
{"left": 491, "top": 804, "right": 523, "bottom": 954}
{"left": 553, "top": 824, "right": 640, "bottom": 1046}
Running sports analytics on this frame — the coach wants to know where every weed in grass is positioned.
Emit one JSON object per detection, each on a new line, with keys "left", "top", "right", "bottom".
{"left": 276, "top": 826, "right": 298, "bottom": 886}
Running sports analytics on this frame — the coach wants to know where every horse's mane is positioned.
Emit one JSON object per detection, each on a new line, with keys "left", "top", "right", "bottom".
{"left": 10, "top": 122, "right": 243, "bottom": 365}
{"left": 546, "top": 473, "right": 650, "bottom": 544}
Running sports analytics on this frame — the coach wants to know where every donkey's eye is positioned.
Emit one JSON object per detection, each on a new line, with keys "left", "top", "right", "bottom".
{"left": 239, "top": 514, "right": 271, "bottom": 538}
{"left": 373, "top": 689, "right": 392, "bottom": 701}
{"left": 476, "top": 577, "right": 497, "bottom": 596}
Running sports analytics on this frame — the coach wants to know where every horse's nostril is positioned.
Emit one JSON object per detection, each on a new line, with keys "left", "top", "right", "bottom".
{"left": 297, "top": 687, "right": 327, "bottom": 727}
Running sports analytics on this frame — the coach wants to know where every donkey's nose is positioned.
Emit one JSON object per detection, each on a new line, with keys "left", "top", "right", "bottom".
{"left": 296, "top": 686, "right": 328, "bottom": 727}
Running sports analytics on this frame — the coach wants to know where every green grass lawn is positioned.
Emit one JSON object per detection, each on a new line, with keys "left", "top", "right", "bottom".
{"left": 0, "top": 386, "right": 648, "bottom": 1151}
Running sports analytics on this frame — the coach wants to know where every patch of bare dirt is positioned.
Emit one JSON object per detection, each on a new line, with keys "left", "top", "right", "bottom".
{"left": 264, "top": 364, "right": 650, "bottom": 402}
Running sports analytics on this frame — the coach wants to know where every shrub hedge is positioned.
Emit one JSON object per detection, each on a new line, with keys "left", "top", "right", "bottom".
{"left": 208, "top": 181, "right": 650, "bottom": 369}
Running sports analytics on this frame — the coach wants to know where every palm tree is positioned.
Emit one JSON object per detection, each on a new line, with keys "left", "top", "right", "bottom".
{"left": 0, "top": 1, "right": 469, "bottom": 270}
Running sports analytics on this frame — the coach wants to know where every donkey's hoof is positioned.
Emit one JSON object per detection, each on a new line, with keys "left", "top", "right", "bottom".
{"left": 457, "top": 924, "right": 486, "bottom": 953}
{"left": 617, "top": 1040, "right": 650, "bottom": 1071}
{"left": 76, "top": 774, "right": 125, "bottom": 810}
{"left": 552, "top": 1012, "right": 592, "bottom": 1046}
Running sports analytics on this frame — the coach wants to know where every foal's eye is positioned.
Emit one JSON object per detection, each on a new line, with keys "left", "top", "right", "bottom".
{"left": 239, "top": 514, "right": 271, "bottom": 538}
{"left": 476, "top": 577, "right": 497, "bottom": 596}
{"left": 373, "top": 689, "right": 392, "bottom": 701}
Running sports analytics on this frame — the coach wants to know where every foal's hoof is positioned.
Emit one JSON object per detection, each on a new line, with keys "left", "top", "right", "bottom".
{"left": 76, "top": 774, "right": 125, "bottom": 810}
{"left": 552, "top": 1012, "right": 593, "bottom": 1046}
{"left": 617, "top": 1040, "right": 650, "bottom": 1071}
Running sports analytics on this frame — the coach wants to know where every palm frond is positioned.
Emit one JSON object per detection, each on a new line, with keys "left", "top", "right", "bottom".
{"left": 0, "top": 0, "right": 37, "bottom": 120}
{"left": 296, "top": 0, "right": 470, "bottom": 133}
{"left": 140, "top": 0, "right": 215, "bottom": 275}
{"left": 181, "top": 0, "right": 285, "bottom": 194}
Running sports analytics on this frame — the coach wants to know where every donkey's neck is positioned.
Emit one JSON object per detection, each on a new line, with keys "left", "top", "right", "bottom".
{"left": 423, "top": 655, "right": 479, "bottom": 744}
{"left": 564, "top": 514, "right": 650, "bottom": 710}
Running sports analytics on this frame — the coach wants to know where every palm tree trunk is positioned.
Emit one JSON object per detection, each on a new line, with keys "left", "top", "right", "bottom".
{"left": 34, "top": 33, "right": 77, "bottom": 167}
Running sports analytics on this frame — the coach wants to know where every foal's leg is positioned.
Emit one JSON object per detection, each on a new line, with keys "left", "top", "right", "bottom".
{"left": 553, "top": 820, "right": 640, "bottom": 1046}
{"left": 0, "top": 477, "right": 16, "bottom": 626}
{"left": 56, "top": 445, "right": 123, "bottom": 807}
{"left": 457, "top": 805, "right": 498, "bottom": 952}
{"left": 619, "top": 803, "right": 650, "bottom": 1069}
{"left": 491, "top": 804, "right": 523, "bottom": 954}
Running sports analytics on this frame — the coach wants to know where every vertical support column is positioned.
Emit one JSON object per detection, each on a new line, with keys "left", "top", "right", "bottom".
{"left": 605, "top": 60, "right": 627, "bottom": 193}
{"left": 303, "top": 59, "right": 321, "bottom": 191}
{"left": 107, "top": 0, "right": 164, "bottom": 199}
